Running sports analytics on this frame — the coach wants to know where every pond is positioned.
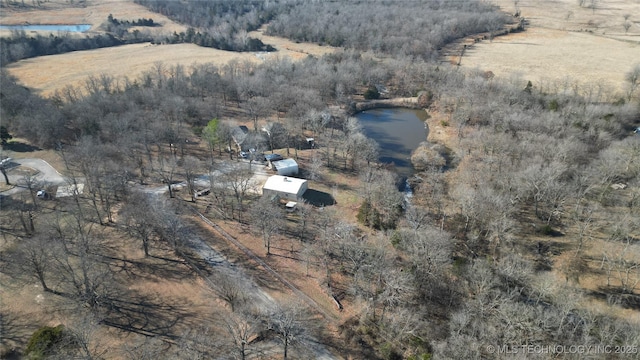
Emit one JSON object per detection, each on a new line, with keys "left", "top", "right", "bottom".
{"left": 355, "top": 107, "right": 429, "bottom": 178}
{"left": 0, "top": 24, "right": 92, "bottom": 33}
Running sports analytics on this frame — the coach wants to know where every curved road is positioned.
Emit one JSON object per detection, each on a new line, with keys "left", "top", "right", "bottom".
{"left": 2, "top": 158, "right": 67, "bottom": 196}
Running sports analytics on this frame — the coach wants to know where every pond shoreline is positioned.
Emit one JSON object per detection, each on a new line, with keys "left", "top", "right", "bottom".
{"left": 352, "top": 96, "right": 460, "bottom": 178}
{"left": 353, "top": 97, "right": 420, "bottom": 112}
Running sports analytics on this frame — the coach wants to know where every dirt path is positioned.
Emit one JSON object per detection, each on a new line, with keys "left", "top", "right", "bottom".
{"left": 191, "top": 207, "right": 339, "bottom": 324}
{"left": 188, "top": 209, "right": 340, "bottom": 360}
{"left": 135, "top": 176, "right": 340, "bottom": 359}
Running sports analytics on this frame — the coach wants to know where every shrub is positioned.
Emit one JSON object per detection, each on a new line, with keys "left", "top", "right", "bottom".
{"left": 408, "top": 354, "right": 433, "bottom": 360}
{"left": 390, "top": 230, "right": 402, "bottom": 248}
{"left": 25, "top": 325, "right": 68, "bottom": 359}
{"left": 379, "top": 342, "right": 403, "bottom": 360}
{"left": 357, "top": 199, "right": 381, "bottom": 229}
{"left": 364, "top": 85, "right": 380, "bottom": 100}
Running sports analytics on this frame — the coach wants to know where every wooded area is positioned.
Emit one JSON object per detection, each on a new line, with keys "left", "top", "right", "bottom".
{"left": 1, "top": 0, "right": 639, "bottom": 359}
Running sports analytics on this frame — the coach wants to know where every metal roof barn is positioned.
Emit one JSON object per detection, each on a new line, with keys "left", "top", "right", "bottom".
{"left": 272, "top": 158, "right": 299, "bottom": 176}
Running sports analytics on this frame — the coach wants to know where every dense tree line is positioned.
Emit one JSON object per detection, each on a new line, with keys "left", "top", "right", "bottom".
{"left": 0, "top": 31, "right": 145, "bottom": 66}
{"left": 134, "top": 0, "right": 278, "bottom": 31}
{"left": 135, "top": 0, "right": 511, "bottom": 60}
{"left": 265, "top": 0, "right": 511, "bottom": 60}
{"left": 107, "top": 13, "right": 158, "bottom": 28}
{"left": 162, "top": 26, "right": 275, "bottom": 52}
{"left": 135, "top": 0, "right": 281, "bottom": 52}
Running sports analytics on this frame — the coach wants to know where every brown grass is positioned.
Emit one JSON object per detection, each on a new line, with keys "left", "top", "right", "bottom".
{"left": 459, "top": 0, "right": 640, "bottom": 95}
{"left": 0, "top": 0, "right": 186, "bottom": 34}
{"left": 1, "top": 1, "right": 336, "bottom": 98}
{"left": 0, "top": 223, "right": 221, "bottom": 357}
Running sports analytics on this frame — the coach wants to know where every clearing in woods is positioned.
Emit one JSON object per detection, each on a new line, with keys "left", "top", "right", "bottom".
{"left": 458, "top": 0, "right": 640, "bottom": 95}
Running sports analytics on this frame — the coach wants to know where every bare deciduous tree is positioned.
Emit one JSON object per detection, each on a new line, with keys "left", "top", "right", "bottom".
{"left": 268, "top": 301, "right": 308, "bottom": 360}
{"left": 155, "top": 155, "right": 178, "bottom": 198}
{"left": 625, "top": 64, "right": 640, "bottom": 101}
{"left": 209, "top": 272, "right": 247, "bottom": 312}
{"left": 16, "top": 234, "right": 58, "bottom": 292}
{"left": 220, "top": 308, "right": 262, "bottom": 360}
{"left": 120, "top": 192, "right": 158, "bottom": 257}
{"left": 249, "top": 197, "right": 284, "bottom": 255}
{"left": 182, "top": 155, "right": 202, "bottom": 202}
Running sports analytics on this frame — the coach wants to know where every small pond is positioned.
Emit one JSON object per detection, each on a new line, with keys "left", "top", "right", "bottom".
{"left": 355, "top": 108, "right": 429, "bottom": 178}
{"left": 0, "top": 24, "right": 91, "bottom": 33}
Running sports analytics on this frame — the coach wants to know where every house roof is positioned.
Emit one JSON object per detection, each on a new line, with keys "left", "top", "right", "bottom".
{"left": 264, "top": 153, "right": 283, "bottom": 162}
{"left": 231, "top": 126, "right": 249, "bottom": 144}
{"left": 263, "top": 175, "right": 307, "bottom": 195}
{"left": 272, "top": 158, "right": 298, "bottom": 170}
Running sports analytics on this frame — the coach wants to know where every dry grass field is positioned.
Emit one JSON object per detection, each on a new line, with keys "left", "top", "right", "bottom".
{"left": 4, "top": 35, "right": 336, "bottom": 98}
{"left": 1, "top": 0, "right": 336, "bottom": 98}
{"left": 459, "top": 0, "right": 640, "bottom": 95}
{"left": 0, "top": 0, "right": 186, "bottom": 34}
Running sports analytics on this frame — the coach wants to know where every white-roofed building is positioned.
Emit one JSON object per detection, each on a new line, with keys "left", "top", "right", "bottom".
{"left": 262, "top": 175, "right": 308, "bottom": 201}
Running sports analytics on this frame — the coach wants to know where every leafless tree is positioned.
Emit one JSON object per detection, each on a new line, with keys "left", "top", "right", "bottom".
{"left": 155, "top": 208, "right": 189, "bottom": 253}
{"left": 66, "top": 313, "right": 108, "bottom": 360}
{"left": 178, "top": 326, "right": 220, "bottom": 360}
{"left": 625, "top": 64, "right": 640, "bottom": 101}
{"left": 15, "top": 233, "right": 58, "bottom": 292}
{"left": 122, "top": 336, "right": 168, "bottom": 360}
{"left": 307, "top": 151, "right": 323, "bottom": 181}
{"left": 294, "top": 202, "right": 313, "bottom": 242}
{"left": 245, "top": 96, "right": 271, "bottom": 132}
{"left": 249, "top": 197, "right": 284, "bottom": 255}
{"left": 20, "top": 173, "right": 43, "bottom": 210}
{"left": 220, "top": 308, "right": 262, "bottom": 360}
{"left": 155, "top": 155, "right": 178, "bottom": 198}
{"left": 222, "top": 163, "right": 254, "bottom": 206}
{"left": 209, "top": 272, "right": 247, "bottom": 312}
{"left": 0, "top": 162, "right": 10, "bottom": 185}
{"left": 601, "top": 229, "right": 640, "bottom": 294}
{"left": 182, "top": 155, "right": 202, "bottom": 202}
{"left": 120, "top": 192, "right": 158, "bottom": 257}
{"left": 268, "top": 301, "right": 308, "bottom": 360}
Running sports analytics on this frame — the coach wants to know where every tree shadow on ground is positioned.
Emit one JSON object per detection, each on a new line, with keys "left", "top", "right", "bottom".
{"left": 3, "top": 141, "right": 41, "bottom": 153}
{"left": 101, "top": 254, "right": 198, "bottom": 283}
{"left": 302, "top": 189, "right": 336, "bottom": 207}
{"left": 0, "top": 310, "right": 40, "bottom": 359}
{"left": 590, "top": 287, "right": 640, "bottom": 311}
{"left": 101, "top": 290, "right": 197, "bottom": 340}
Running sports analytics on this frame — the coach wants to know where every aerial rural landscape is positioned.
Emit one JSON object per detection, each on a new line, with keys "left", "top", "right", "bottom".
{"left": 0, "top": 0, "right": 639, "bottom": 359}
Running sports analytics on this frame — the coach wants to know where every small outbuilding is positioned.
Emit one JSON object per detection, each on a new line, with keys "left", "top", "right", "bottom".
{"left": 262, "top": 175, "right": 308, "bottom": 201}
{"left": 271, "top": 158, "right": 299, "bottom": 176}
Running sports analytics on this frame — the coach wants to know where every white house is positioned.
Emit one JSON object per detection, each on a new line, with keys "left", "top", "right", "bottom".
{"left": 262, "top": 175, "right": 308, "bottom": 201}
{"left": 271, "top": 158, "right": 299, "bottom": 176}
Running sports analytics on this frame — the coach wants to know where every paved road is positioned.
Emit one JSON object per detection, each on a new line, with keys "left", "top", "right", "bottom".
{"left": 137, "top": 158, "right": 270, "bottom": 196}
{"left": 2, "top": 158, "right": 67, "bottom": 196}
